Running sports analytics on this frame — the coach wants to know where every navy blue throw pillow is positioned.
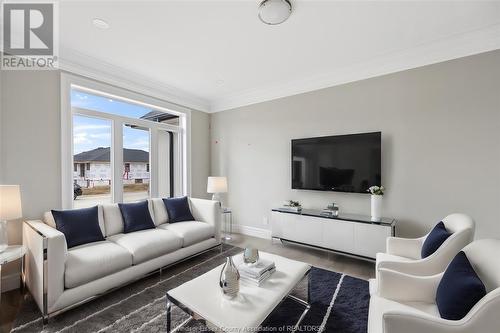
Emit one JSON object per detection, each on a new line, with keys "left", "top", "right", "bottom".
{"left": 118, "top": 201, "right": 155, "bottom": 233}
{"left": 51, "top": 206, "right": 104, "bottom": 248}
{"left": 421, "top": 221, "right": 451, "bottom": 258}
{"left": 163, "top": 197, "right": 195, "bottom": 223}
{"left": 436, "top": 251, "right": 486, "bottom": 320}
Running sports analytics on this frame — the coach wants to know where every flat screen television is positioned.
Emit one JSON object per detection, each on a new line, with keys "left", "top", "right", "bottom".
{"left": 291, "top": 132, "right": 381, "bottom": 193}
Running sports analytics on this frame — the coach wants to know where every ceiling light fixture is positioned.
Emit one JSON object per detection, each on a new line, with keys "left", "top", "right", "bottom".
{"left": 258, "top": 0, "right": 292, "bottom": 25}
{"left": 92, "top": 18, "right": 110, "bottom": 30}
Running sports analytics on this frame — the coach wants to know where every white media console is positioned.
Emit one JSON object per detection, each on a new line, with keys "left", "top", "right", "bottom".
{"left": 271, "top": 208, "right": 396, "bottom": 260}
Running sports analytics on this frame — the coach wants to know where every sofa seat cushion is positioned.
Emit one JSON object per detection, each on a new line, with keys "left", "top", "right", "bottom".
{"left": 65, "top": 241, "right": 132, "bottom": 289}
{"left": 107, "top": 229, "right": 182, "bottom": 264}
{"left": 158, "top": 221, "right": 214, "bottom": 247}
{"left": 368, "top": 295, "right": 439, "bottom": 333}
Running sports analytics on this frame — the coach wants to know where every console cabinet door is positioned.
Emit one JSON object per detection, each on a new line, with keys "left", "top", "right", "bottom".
{"left": 293, "top": 216, "right": 324, "bottom": 248}
{"left": 271, "top": 212, "right": 284, "bottom": 238}
{"left": 353, "top": 224, "right": 391, "bottom": 258}
{"left": 274, "top": 213, "right": 301, "bottom": 241}
{"left": 322, "top": 220, "right": 355, "bottom": 253}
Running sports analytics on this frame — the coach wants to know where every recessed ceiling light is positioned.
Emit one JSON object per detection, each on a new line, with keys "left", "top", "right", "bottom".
{"left": 216, "top": 79, "right": 225, "bottom": 85}
{"left": 92, "top": 18, "right": 110, "bottom": 30}
{"left": 258, "top": 0, "right": 292, "bottom": 25}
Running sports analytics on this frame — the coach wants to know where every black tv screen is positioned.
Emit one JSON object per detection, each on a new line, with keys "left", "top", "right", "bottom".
{"left": 291, "top": 132, "right": 381, "bottom": 193}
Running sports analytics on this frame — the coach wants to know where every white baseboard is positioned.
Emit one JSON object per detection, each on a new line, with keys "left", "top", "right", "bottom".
{"left": 1, "top": 272, "right": 20, "bottom": 293}
{"left": 232, "top": 225, "right": 272, "bottom": 239}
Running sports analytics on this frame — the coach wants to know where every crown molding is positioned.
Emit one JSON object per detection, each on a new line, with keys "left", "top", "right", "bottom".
{"left": 58, "top": 24, "right": 500, "bottom": 114}
{"left": 209, "top": 23, "right": 500, "bottom": 113}
{"left": 58, "top": 48, "right": 211, "bottom": 112}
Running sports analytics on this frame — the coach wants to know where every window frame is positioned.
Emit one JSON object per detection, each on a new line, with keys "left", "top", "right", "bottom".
{"left": 61, "top": 73, "right": 191, "bottom": 209}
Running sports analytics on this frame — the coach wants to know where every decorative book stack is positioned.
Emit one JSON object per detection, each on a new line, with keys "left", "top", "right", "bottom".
{"left": 236, "top": 257, "right": 276, "bottom": 286}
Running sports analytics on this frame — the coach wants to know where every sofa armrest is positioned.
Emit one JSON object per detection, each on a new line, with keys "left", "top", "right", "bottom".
{"left": 386, "top": 236, "right": 426, "bottom": 259}
{"left": 23, "top": 220, "right": 67, "bottom": 316}
{"left": 378, "top": 268, "right": 442, "bottom": 303}
{"left": 189, "top": 198, "right": 222, "bottom": 243}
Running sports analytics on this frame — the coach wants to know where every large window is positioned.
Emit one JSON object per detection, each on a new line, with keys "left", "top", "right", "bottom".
{"left": 62, "top": 75, "right": 189, "bottom": 209}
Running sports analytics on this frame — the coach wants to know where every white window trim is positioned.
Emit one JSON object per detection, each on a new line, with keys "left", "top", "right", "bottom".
{"left": 61, "top": 73, "right": 192, "bottom": 209}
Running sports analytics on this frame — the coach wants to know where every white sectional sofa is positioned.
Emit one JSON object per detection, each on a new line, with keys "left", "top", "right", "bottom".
{"left": 22, "top": 197, "right": 221, "bottom": 322}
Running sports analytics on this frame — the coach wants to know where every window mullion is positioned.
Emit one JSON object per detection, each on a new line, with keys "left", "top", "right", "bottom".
{"left": 112, "top": 120, "right": 124, "bottom": 203}
{"left": 150, "top": 128, "right": 159, "bottom": 198}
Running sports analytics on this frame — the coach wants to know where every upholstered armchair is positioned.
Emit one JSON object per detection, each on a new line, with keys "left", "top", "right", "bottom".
{"left": 368, "top": 239, "right": 500, "bottom": 333}
{"left": 375, "top": 213, "right": 475, "bottom": 279}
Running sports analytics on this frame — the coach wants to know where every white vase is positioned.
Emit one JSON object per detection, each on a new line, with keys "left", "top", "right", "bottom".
{"left": 371, "top": 195, "right": 382, "bottom": 222}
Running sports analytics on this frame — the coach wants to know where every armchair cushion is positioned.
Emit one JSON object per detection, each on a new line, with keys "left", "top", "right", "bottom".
{"left": 118, "top": 201, "right": 155, "bottom": 233}
{"left": 436, "top": 251, "right": 486, "bottom": 320}
{"left": 421, "top": 221, "right": 451, "bottom": 258}
{"left": 368, "top": 295, "right": 439, "bottom": 333}
{"left": 51, "top": 206, "right": 105, "bottom": 248}
{"left": 163, "top": 196, "right": 195, "bottom": 223}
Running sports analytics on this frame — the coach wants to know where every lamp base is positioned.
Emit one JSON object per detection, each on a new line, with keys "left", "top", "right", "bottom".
{"left": 0, "top": 220, "right": 8, "bottom": 253}
{"left": 211, "top": 193, "right": 221, "bottom": 202}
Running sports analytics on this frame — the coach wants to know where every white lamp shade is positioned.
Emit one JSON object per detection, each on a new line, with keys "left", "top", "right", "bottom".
{"left": 207, "top": 177, "right": 228, "bottom": 194}
{"left": 0, "top": 185, "right": 23, "bottom": 220}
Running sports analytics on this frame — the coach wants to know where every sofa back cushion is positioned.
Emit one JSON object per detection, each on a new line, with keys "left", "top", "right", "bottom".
{"left": 163, "top": 196, "right": 195, "bottom": 223}
{"left": 118, "top": 201, "right": 156, "bottom": 233}
{"left": 102, "top": 204, "right": 125, "bottom": 236}
{"left": 421, "top": 221, "right": 451, "bottom": 258}
{"left": 44, "top": 206, "right": 105, "bottom": 236}
{"left": 51, "top": 206, "right": 105, "bottom": 248}
{"left": 150, "top": 198, "right": 169, "bottom": 226}
{"left": 436, "top": 251, "right": 486, "bottom": 320}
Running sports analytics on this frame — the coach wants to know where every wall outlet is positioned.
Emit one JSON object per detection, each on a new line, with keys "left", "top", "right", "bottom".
{"left": 262, "top": 216, "right": 269, "bottom": 225}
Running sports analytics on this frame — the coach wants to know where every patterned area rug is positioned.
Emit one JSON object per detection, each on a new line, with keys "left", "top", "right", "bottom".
{"left": 11, "top": 244, "right": 369, "bottom": 333}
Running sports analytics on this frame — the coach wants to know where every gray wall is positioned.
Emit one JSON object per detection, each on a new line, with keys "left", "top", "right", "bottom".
{"left": 211, "top": 50, "right": 500, "bottom": 239}
{"left": 191, "top": 109, "right": 211, "bottom": 199}
{"left": 1, "top": 70, "right": 61, "bottom": 283}
{"left": 1, "top": 70, "right": 61, "bottom": 227}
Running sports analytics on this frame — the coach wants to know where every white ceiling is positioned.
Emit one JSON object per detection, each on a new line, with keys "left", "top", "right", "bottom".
{"left": 59, "top": 1, "right": 500, "bottom": 112}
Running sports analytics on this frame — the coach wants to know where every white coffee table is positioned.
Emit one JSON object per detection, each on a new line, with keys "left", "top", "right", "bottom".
{"left": 166, "top": 252, "right": 311, "bottom": 332}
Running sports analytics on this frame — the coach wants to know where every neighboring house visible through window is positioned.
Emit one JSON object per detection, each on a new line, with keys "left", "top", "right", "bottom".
{"left": 62, "top": 74, "right": 189, "bottom": 209}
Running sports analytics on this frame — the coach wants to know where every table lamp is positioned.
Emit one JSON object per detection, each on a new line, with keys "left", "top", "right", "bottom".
{"left": 207, "top": 177, "right": 227, "bottom": 202}
{"left": 0, "top": 185, "right": 23, "bottom": 253}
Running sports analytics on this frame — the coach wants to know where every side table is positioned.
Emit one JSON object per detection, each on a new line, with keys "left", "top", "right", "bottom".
{"left": 222, "top": 207, "right": 232, "bottom": 241}
{"left": 0, "top": 245, "right": 26, "bottom": 303}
